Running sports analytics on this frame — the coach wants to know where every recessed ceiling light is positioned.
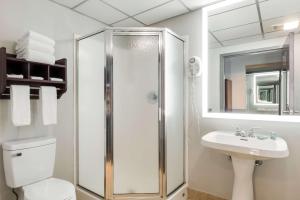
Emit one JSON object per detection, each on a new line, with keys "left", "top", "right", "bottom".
{"left": 283, "top": 20, "right": 299, "bottom": 31}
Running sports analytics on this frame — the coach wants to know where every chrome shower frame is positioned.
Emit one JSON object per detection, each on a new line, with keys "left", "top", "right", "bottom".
{"left": 74, "top": 27, "right": 188, "bottom": 200}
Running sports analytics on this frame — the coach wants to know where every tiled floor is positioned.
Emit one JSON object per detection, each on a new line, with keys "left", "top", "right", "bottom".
{"left": 77, "top": 187, "right": 227, "bottom": 200}
{"left": 187, "top": 188, "right": 227, "bottom": 200}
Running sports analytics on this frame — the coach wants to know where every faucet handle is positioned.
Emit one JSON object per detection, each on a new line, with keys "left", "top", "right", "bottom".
{"left": 235, "top": 127, "right": 243, "bottom": 136}
{"left": 247, "top": 127, "right": 262, "bottom": 137}
{"left": 235, "top": 127, "right": 248, "bottom": 137}
{"left": 270, "top": 132, "right": 277, "bottom": 140}
{"left": 248, "top": 127, "right": 261, "bottom": 132}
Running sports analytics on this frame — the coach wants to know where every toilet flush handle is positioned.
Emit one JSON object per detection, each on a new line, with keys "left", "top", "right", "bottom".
{"left": 15, "top": 153, "right": 22, "bottom": 157}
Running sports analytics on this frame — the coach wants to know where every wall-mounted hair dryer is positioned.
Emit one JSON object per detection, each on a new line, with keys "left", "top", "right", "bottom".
{"left": 188, "top": 56, "right": 202, "bottom": 77}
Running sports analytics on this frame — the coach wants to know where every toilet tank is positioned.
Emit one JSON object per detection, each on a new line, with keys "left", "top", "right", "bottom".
{"left": 2, "top": 136, "right": 56, "bottom": 188}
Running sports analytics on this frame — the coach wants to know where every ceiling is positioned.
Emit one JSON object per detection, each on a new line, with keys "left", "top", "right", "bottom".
{"left": 49, "top": 0, "right": 300, "bottom": 47}
{"left": 208, "top": 0, "right": 300, "bottom": 48}
{"left": 49, "top": 0, "right": 222, "bottom": 26}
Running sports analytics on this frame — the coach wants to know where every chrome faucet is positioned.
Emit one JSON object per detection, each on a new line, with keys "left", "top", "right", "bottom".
{"left": 235, "top": 127, "right": 259, "bottom": 138}
{"left": 246, "top": 127, "right": 260, "bottom": 138}
{"left": 235, "top": 127, "right": 277, "bottom": 140}
{"left": 249, "top": 127, "right": 277, "bottom": 140}
{"left": 235, "top": 127, "right": 247, "bottom": 137}
{"left": 270, "top": 132, "right": 277, "bottom": 140}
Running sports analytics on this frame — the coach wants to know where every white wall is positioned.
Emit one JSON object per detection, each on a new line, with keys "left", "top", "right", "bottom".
{"left": 153, "top": 9, "right": 300, "bottom": 200}
{"left": 0, "top": 0, "right": 105, "bottom": 199}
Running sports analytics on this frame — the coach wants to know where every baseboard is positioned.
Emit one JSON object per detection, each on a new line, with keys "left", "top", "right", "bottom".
{"left": 187, "top": 188, "right": 227, "bottom": 200}
{"left": 168, "top": 184, "right": 187, "bottom": 200}
{"left": 76, "top": 187, "right": 102, "bottom": 200}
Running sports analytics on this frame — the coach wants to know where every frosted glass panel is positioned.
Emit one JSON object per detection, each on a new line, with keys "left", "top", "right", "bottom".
{"left": 294, "top": 35, "right": 300, "bottom": 114}
{"left": 165, "top": 33, "right": 185, "bottom": 195}
{"left": 113, "top": 35, "right": 160, "bottom": 194}
{"left": 78, "top": 33, "right": 105, "bottom": 196}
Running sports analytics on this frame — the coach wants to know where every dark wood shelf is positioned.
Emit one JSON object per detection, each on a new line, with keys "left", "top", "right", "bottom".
{"left": 0, "top": 47, "right": 67, "bottom": 99}
{"left": 6, "top": 78, "right": 66, "bottom": 84}
{"left": 6, "top": 57, "right": 66, "bottom": 68}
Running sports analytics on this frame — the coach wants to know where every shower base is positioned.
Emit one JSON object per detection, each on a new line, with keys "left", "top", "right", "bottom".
{"left": 76, "top": 184, "right": 187, "bottom": 200}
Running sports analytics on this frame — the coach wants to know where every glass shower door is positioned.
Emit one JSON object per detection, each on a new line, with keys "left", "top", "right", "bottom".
{"left": 110, "top": 33, "right": 161, "bottom": 197}
{"left": 165, "top": 32, "right": 185, "bottom": 195}
{"left": 77, "top": 32, "right": 105, "bottom": 197}
{"left": 77, "top": 29, "right": 186, "bottom": 200}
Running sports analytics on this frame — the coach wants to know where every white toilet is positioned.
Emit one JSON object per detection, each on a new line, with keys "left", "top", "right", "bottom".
{"left": 2, "top": 136, "right": 76, "bottom": 200}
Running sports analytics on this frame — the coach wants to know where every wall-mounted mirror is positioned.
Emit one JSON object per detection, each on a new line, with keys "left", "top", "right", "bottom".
{"left": 221, "top": 48, "right": 288, "bottom": 115}
{"left": 203, "top": 0, "right": 300, "bottom": 118}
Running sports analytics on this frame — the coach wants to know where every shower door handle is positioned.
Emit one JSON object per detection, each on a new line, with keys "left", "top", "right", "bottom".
{"left": 147, "top": 91, "right": 158, "bottom": 104}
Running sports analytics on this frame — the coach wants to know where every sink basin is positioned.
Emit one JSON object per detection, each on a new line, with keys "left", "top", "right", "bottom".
{"left": 202, "top": 130, "right": 289, "bottom": 200}
{"left": 202, "top": 131, "right": 289, "bottom": 160}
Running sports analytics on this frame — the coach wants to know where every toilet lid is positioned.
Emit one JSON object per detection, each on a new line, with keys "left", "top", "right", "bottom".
{"left": 23, "top": 178, "right": 76, "bottom": 200}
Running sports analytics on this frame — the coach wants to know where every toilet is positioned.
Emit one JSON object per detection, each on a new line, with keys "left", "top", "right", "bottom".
{"left": 2, "top": 136, "right": 76, "bottom": 200}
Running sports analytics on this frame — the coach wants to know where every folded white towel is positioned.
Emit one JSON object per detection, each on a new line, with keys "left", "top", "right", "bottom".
{"left": 31, "top": 76, "right": 44, "bottom": 80}
{"left": 16, "top": 38, "right": 55, "bottom": 55}
{"left": 10, "top": 85, "right": 31, "bottom": 126}
{"left": 18, "top": 31, "right": 55, "bottom": 47}
{"left": 17, "top": 49, "right": 55, "bottom": 65}
{"left": 7, "top": 74, "right": 24, "bottom": 79}
{"left": 40, "top": 86, "right": 57, "bottom": 125}
{"left": 50, "top": 77, "right": 64, "bottom": 82}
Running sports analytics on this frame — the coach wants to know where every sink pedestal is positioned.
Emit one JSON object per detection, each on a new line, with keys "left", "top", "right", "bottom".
{"left": 202, "top": 131, "right": 289, "bottom": 200}
{"left": 231, "top": 156, "right": 255, "bottom": 200}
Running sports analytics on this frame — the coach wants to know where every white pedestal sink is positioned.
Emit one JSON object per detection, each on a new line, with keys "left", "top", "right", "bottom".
{"left": 202, "top": 131, "right": 289, "bottom": 200}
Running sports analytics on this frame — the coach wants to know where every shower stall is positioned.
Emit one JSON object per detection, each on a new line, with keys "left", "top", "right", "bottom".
{"left": 75, "top": 28, "right": 186, "bottom": 200}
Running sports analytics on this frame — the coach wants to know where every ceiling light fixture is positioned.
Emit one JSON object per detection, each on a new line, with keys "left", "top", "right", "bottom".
{"left": 283, "top": 20, "right": 299, "bottom": 31}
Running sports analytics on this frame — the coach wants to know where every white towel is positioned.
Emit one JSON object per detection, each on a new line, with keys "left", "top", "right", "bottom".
{"left": 10, "top": 85, "right": 31, "bottom": 126}
{"left": 40, "top": 86, "right": 57, "bottom": 125}
{"left": 7, "top": 74, "right": 24, "bottom": 79}
{"left": 31, "top": 76, "right": 44, "bottom": 80}
{"left": 17, "top": 49, "right": 55, "bottom": 65}
{"left": 18, "top": 31, "right": 55, "bottom": 47}
{"left": 16, "top": 38, "right": 55, "bottom": 55}
{"left": 50, "top": 77, "right": 64, "bottom": 82}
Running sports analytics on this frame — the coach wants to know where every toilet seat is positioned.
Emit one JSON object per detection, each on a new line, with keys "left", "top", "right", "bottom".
{"left": 23, "top": 178, "right": 76, "bottom": 200}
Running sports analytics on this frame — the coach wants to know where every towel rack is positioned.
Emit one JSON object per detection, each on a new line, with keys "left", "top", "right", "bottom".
{"left": 0, "top": 47, "right": 67, "bottom": 99}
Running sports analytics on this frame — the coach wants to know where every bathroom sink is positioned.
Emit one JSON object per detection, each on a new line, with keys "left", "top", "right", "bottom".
{"left": 202, "top": 130, "right": 289, "bottom": 200}
{"left": 202, "top": 131, "right": 289, "bottom": 160}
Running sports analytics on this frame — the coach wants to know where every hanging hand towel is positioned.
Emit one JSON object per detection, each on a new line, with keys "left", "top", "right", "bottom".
{"left": 40, "top": 86, "right": 57, "bottom": 125}
{"left": 10, "top": 85, "right": 31, "bottom": 126}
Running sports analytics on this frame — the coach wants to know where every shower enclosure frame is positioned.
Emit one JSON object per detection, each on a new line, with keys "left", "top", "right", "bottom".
{"left": 74, "top": 27, "right": 188, "bottom": 200}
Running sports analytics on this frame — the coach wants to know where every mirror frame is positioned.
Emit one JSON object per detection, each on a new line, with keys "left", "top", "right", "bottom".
{"left": 201, "top": 0, "right": 300, "bottom": 122}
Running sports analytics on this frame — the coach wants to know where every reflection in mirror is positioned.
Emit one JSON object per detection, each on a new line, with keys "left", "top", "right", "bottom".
{"left": 221, "top": 48, "right": 288, "bottom": 114}
{"left": 206, "top": 0, "right": 300, "bottom": 116}
{"left": 255, "top": 73, "right": 279, "bottom": 105}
